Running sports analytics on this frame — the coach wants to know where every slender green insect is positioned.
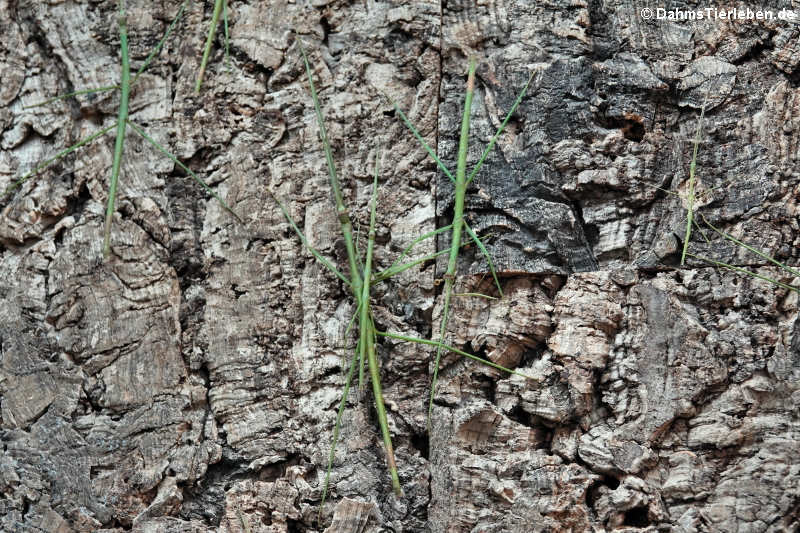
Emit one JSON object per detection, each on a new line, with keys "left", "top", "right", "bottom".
{"left": 103, "top": 6, "right": 131, "bottom": 256}
{"left": 673, "top": 103, "right": 799, "bottom": 293}
{"left": 680, "top": 104, "right": 706, "bottom": 265}
{"left": 196, "top": 0, "right": 230, "bottom": 92}
{"left": 272, "top": 41, "right": 535, "bottom": 521}
{"left": 289, "top": 38, "right": 400, "bottom": 501}
{"left": 386, "top": 58, "right": 534, "bottom": 427}
{"left": 2, "top": 0, "right": 240, "bottom": 257}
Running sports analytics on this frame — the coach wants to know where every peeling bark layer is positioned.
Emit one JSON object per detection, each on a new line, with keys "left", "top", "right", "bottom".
{"left": 1, "top": 0, "right": 798, "bottom": 532}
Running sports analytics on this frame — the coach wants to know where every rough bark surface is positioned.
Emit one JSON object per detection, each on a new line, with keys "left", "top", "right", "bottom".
{"left": 0, "top": 0, "right": 798, "bottom": 532}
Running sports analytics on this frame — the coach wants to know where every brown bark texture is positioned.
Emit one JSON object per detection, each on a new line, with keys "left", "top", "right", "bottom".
{"left": 1, "top": 0, "right": 799, "bottom": 532}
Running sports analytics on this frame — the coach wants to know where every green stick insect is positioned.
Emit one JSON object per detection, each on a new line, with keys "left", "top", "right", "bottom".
{"left": 271, "top": 42, "right": 534, "bottom": 521}
{"left": 196, "top": 0, "right": 231, "bottom": 92}
{"left": 657, "top": 106, "right": 800, "bottom": 293}
{"left": 385, "top": 59, "right": 534, "bottom": 427}
{"left": 2, "top": 0, "right": 240, "bottom": 257}
{"left": 679, "top": 104, "right": 706, "bottom": 266}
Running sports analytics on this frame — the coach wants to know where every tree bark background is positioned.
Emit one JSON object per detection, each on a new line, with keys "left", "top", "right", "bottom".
{"left": 0, "top": 0, "right": 798, "bottom": 532}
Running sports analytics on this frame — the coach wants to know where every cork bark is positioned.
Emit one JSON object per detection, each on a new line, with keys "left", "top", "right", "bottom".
{"left": 1, "top": 0, "right": 798, "bottom": 532}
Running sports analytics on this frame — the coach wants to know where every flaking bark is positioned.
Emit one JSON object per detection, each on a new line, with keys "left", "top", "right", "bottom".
{"left": 1, "top": 0, "right": 798, "bottom": 532}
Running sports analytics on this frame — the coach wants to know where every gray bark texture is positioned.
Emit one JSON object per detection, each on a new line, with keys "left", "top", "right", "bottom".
{"left": 0, "top": 0, "right": 798, "bottom": 531}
